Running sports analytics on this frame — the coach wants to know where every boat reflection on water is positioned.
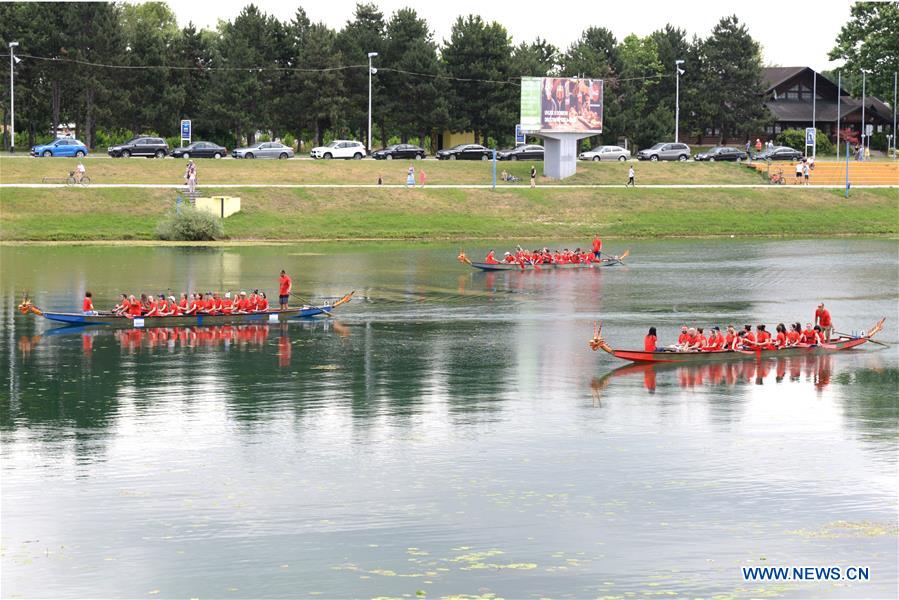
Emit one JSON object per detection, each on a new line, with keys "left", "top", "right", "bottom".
{"left": 592, "top": 354, "right": 837, "bottom": 403}
{"left": 22, "top": 320, "right": 350, "bottom": 359}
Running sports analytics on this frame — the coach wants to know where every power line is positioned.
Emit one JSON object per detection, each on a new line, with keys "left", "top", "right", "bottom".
{"left": 1, "top": 52, "right": 679, "bottom": 86}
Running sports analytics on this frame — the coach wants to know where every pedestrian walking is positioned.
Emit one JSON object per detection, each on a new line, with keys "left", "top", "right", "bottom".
{"left": 626, "top": 165, "right": 635, "bottom": 187}
{"left": 406, "top": 166, "right": 415, "bottom": 188}
{"left": 755, "top": 138, "right": 762, "bottom": 153}
{"left": 530, "top": 165, "right": 537, "bottom": 188}
{"left": 802, "top": 161, "right": 810, "bottom": 185}
{"left": 185, "top": 160, "right": 197, "bottom": 196}
{"left": 794, "top": 161, "right": 803, "bottom": 184}
{"left": 418, "top": 168, "right": 426, "bottom": 188}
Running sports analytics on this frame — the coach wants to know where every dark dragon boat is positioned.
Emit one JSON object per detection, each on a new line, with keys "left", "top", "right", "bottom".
{"left": 18, "top": 292, "right": 354, "bottom": 328}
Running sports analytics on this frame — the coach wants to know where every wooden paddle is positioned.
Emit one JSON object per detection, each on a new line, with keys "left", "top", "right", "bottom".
{"left": 602, "top": 249, "right": 630, "bottom": 264}
{"left": 834, "top": 330, "right": 889, "bottom": 347}
{"left": 290, "top": 293, "right": 333, "bottom": 317}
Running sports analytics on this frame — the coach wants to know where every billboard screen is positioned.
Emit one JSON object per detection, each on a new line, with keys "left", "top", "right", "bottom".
{"left": 520, "top": 77, "right": 603, "bottom": 134}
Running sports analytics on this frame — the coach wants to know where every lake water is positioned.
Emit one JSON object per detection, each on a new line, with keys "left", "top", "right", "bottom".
{"left": 1, "top": 239, "right": 897, "bottom": 599}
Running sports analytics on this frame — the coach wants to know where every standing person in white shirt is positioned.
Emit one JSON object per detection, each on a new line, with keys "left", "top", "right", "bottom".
{"left": 626, "top": 165, "right": 635, "bottom": 187}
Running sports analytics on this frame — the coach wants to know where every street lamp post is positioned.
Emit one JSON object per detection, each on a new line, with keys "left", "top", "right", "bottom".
{"left": 367, "top": 52, "right": 378, "bottom": 153}
{"left": 9, "top": 41, "right": 19, "bottom": 153}
{"left": 675, "top": 60, "right": 685, "bottom": 143}
{"left": 860, "top": 70, "right": 866, "bottom": 160}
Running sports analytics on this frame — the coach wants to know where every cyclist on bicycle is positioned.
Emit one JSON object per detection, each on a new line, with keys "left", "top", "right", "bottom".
{"left": 75, "top": 162, "right": 86, "bottom": 183}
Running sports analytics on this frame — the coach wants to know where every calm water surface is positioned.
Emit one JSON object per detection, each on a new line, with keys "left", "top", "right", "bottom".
{"left": 1, "top": 239, "right": 897, "bottom": 599}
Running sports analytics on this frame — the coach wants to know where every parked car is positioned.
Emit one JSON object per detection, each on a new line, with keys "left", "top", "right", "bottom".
{"left": 693, "top": 146, "right": 748, "bottom": 162}
{"left": 497, "top": 144, "right": 544, "bottom": 161}
{"left": 371, "top": 144, "right": 426, "bottom": 160}
{"left": 310, "top": 140, "right": 366, "bottom": 160}
{"left": 435, "top": 144, "right": 492, "bottom": 161}
{"left": 753, "top": 146, "right": 803, "bottom": 161}
{"left": 578, "top": 145, "right": 630, "bottom": 162}
{"left": 108, "top": 137, "right": 169, "bottom": 158}
{"left": 231, "top": 141, "right": 294, "bottom": 159}
{"left": 636, "top": 142, "right": 691, "bottom": 161}
{"left": 31, "top": 138, "right": 89, "bottom": 158}
{"left": 171, "top": 141, "right": 228, "bottom": 159}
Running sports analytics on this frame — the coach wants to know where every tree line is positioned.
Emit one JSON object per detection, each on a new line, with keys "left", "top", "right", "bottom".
{"left": 0, "top": 2, "right": 894, "bottom": 151}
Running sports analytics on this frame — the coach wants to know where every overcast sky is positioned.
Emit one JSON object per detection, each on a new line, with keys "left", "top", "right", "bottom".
{"left": 165, "top": 0, "right": 853, "bottom": 72}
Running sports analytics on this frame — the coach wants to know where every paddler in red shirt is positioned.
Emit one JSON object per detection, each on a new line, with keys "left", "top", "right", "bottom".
{"left": 755, "top": 325, "right": 774, "bottom": 349}
{"left": 128, "top": 295, "right": 142, "bottom": 318}
{"left": 256, "top": 292, "right": 269, "bottom": 312}
{"left": 221, "top": 292, "right": 234, "bottom": 314}
{"left": 178, "top": 293, "right": 189, "bottom": 312}
{"left": 676, "top": 326, "right": 690, "bottom": 348}
{"left": 801, "top": 323, "right": 817, "bottom": 345}
{"left": 787, "top": 323, "right": 802, "bottom": 346}
{"left": 814, "top": 303, "right": 833, "bottom": 341}
{"left": 644, "top": 327, "right": 658, "bottom": 352}
{"left": 167, "top": 296, "right": 181, "bottom": 316}
{"left": 592, "top": 235, "right": 602, "bottom": 260}
{"left": 144, "top": 295, "right": 162, "bottom": 317}
{"left": 724, "top": 325, "right": 738, "bottom": 350}
{"left": 113, "top": 293, "right": 129, "bottom": 316}
{"left": 774, "top": 323, "right": 788, "bottom": 348}
{"left": 279, "top": 270, "right": 292, "bottom": 310}
{"left": 82, "top": 291, "right": 96, "bottom": 315}
{"left": 485, "top": 250, "right": 499, "bottom": 264}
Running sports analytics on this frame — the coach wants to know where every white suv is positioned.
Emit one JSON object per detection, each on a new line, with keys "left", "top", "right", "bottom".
{"left": 310, "top": 140, "right": 367, "bottom": 160}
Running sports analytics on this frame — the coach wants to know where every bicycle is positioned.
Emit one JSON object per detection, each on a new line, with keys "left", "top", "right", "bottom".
{"left": 769, "top": 168, "right": 784, "bottom": 185}
{"left": 66, "top": 171, "right": 91, "bottom": 186}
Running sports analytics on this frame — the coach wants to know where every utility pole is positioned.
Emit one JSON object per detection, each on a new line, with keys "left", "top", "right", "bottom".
{"left": 367, "top": 52, "right": 378, "bottom": 153}
{"left": 861, "top": 70, "right": 866, "bottom": 160}
{"left": 675, "top": 60, "right": 685, "bottom": 143}
{"left": 893, "top": 72, "right": 897, "bottom": 158}
{"left": 9, "top": 41, "right": 19, "bottom": 153}
{"left": 812, "top": 69, "right": 816, "bottom": 158}
{"left": 836, "top": 71, "right": 841, "bottom": 157}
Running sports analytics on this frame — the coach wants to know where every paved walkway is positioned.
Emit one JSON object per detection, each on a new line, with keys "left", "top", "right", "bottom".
{"left": 1, "top": 183, "right": 895, "bottom": 189}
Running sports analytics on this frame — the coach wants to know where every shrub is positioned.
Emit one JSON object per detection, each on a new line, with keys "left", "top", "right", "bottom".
{"left": 156, "top": 205, "right": 224, "bottom": 241}
{"left": 282, "top": 132, "right": 296, "bottom": 149}
{"left": 777, "top": 128, "right": 833, "bottom": 155}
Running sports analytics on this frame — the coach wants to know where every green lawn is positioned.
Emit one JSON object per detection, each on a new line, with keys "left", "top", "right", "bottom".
{"left": 0, "top": 154, "right": 766, "bottom": 186}
{"left": 2, "top": 185, "right": 896, "bottom": 241}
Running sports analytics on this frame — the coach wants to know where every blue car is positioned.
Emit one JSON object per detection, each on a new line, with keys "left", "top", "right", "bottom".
{"left": 31, "top": 138, "right": 89, "bottom": 158}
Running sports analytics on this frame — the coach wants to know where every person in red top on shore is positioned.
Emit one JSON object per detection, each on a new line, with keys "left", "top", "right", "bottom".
{"left": 815, "top": 302, "right": 833, "bottom": 341}
{"left": 485, "top": 250, "right": 499, "bottom": 264}
{"left": 82, "top": 291, "right": 96, "bottom": 315}
{"left": 644, "top": 327, "right": 658, "bottom": 352}
{"left": 592, "top": 235, "right": 602, "bottom": 260}
{"left": 279, "top": 270, "right": 292, "bottom": 310}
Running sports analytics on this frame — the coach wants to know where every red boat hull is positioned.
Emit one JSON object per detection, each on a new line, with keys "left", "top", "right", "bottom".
{"left": 611, "top": 337, "right": 870, "bottom": 364}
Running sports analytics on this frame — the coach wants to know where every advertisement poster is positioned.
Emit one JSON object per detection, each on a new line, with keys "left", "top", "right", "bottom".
{"left": 521, "top": 77, "right": 603, "bottom": 133}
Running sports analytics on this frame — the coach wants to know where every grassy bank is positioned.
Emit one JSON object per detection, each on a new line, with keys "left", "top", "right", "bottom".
{"left": 0, "top": 154, "right": 765, "bottom": 186}
{"left": 1, "top": 185, "right": 896, "bottom": 241}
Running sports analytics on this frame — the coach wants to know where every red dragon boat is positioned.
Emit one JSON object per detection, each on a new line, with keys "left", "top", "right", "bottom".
{"left": 457, "top": 250, "right": 628, "bottom": 271}
{"left": 588, "top": 318, "right": 886, "bottom": 364}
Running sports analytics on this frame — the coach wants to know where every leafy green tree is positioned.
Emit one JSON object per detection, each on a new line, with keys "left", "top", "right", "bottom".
{"left": 697, "top": 15, "right": 769, "bottom": 143}
{"left": 441, "top": 15, "right": 516, "bottom": 144}
{"left": 612, "top": 34, "right": 664, "bottom": 148}
{"left": 336, "top": 3, "right": 386, "bottom": 144}
{"left": 510, "top": 38, "right": 558, "bottom": 78}
{"left": 382, "top": 8, "right": 448, "bottom": 144}
{"left": 829, "top": 1, "right": 898, "bottom": 100}
{"left": 118, "top": 2, "right": 184, "bottom": 135}
{"left": 560, "top": 27, "right": 619, "bottom": 78}
{"left": 209, "top": 4, "right": 280, "bottom": 146}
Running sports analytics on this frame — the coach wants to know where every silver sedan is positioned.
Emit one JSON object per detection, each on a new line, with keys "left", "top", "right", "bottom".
{"left": 231, "top": 142, "right": 294, "bottom": 159}
{"left": 579, "top": 145, "right": 631, "bottom": 162}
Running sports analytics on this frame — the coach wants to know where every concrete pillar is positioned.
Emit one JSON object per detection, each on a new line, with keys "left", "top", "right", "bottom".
{"left": 539, "top": 132, "right": 592, "bottom": 180}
